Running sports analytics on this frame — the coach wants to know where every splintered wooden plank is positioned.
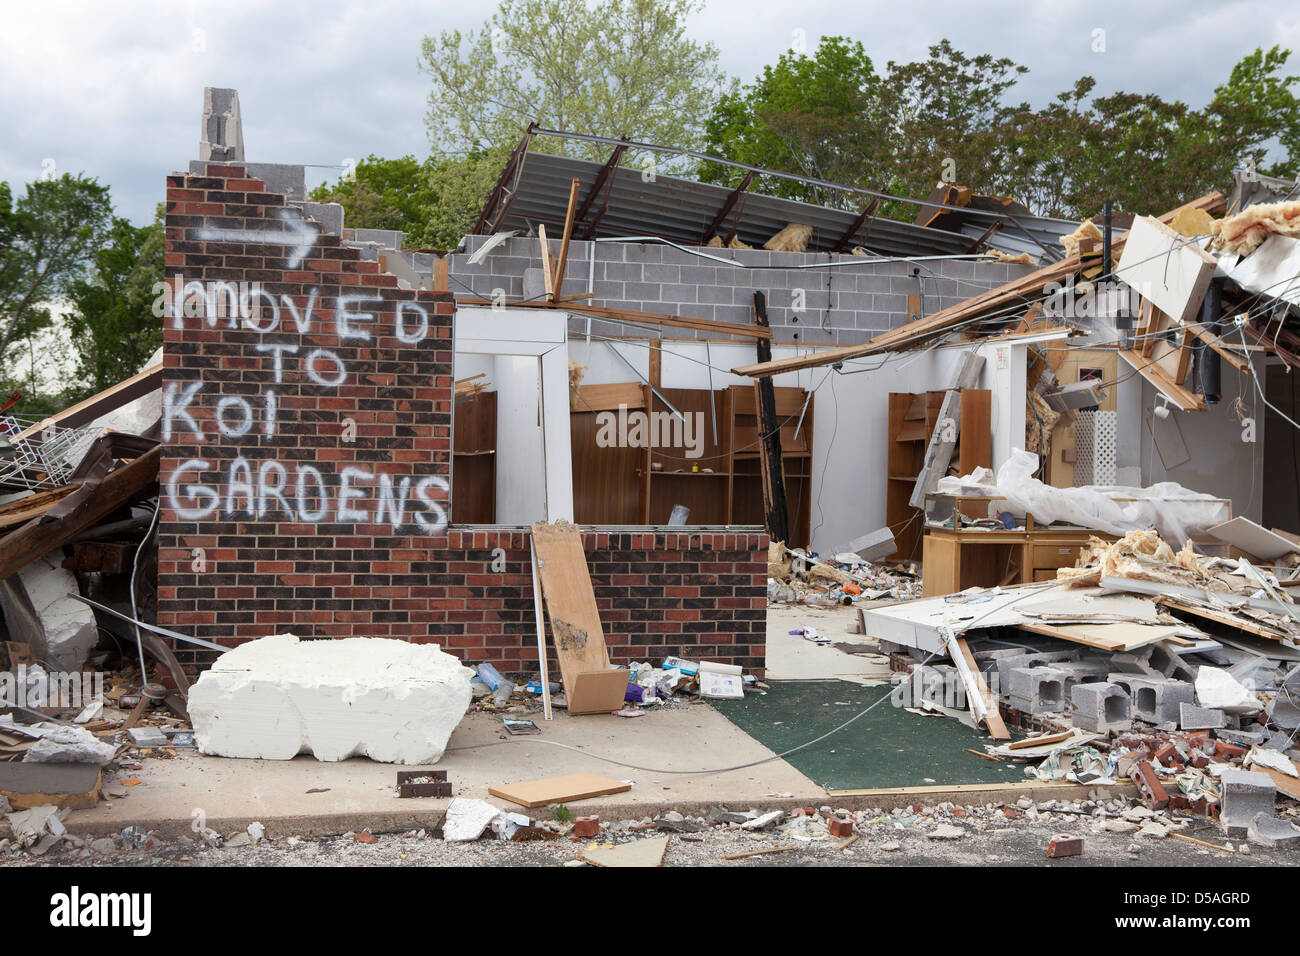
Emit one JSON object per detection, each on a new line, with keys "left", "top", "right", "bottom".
{"left": 488, "top": 772, "right": 632, "bottom": 808}
{"left": 952, "top": 637, "right": 1009, "bottom": 740}
{"left": 1119, "top": 350, "right": 1206, "bottom": 412}
{"left": 530, "top": 520, "right": 627, "bottom": 715}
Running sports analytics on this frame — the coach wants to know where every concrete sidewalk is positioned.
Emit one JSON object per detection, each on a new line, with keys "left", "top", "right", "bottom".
{"left": 62, "top": 703, "right": 820, "bottom": 840}
{"left": 33, "top": 695, "right": 1120, "bottom": 842}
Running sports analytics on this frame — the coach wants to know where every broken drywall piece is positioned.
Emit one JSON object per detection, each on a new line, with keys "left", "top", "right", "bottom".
{"left": 842, "top": 527, "right": 896, "bottom": 564}
{"left": 1208, "top": 516, "right": 1300, "bottom": 561}
{"left": 1195, "top": 667, "right": 1261, "bottom": 714}
{"left": 1244, "top": 747, "right": 1299, "bottom": 778}
{"left": 0, "top": 552, "right": 97, "bottom": 672}
{"left": 188, "top": 634, "right": 473, "bottom": 764}
{"left": 442, "top": 798, "right": 503, "bottom": 842}
{"left": 578, "top": 835, "right": 669, "bottom": 867}
{"left": 22, "top": 726, "right": 116, "bottom": 766}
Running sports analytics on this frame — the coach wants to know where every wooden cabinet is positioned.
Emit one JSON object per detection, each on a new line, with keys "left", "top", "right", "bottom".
{"left": 452, "top": 390, "right": 497, "bottom": 523}
{"left": 886, "top": 389, "right": 991, "bottom": 563}
{"left": 569, "top": 382, "right": 813, "bottom": 546}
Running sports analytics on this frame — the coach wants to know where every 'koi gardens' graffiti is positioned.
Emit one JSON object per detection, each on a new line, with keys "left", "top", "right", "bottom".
{"left": 163, "top": 280, "right": 447, "bottom": 534}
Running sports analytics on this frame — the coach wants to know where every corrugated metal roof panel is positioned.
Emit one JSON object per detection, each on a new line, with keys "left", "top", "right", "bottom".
{"left": 492, "top": 151, "right": 982, "bottom": 258}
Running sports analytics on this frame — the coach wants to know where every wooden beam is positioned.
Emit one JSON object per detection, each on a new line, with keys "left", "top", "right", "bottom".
{"left": 752, "top": 292, "right": 789, "bottom": 545}
{"left": 733, "top": 191, "right": 1226, "bottom": 378}
{"left": 455, "top": 297, "right": 773, "bottom": 340}
{"left": 0, "top": 445, "right": 160, "bottom": 583}
{"left": 433, "top": 256, "right": 449, "bottom": 293}
{"left": 1119, "top": 350, "right": 1206, "bottom": 411}
{"left": 952, "top": 636, "right": 1010, "bottom": 740}
{"left": 648, "top": 339, "right": 661, "bottom": 390}
{"left": 538, "top": 224, "right": 554, "bottom": 298}
{"left": 15, "top": 365, "right": 162, "bottom": 441}
{"left": 551, "top": 177, "right": 581, "bottom": 302}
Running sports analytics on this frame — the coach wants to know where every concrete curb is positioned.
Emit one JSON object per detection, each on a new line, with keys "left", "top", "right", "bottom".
{"left": 42, "top": 781, "right": 1139, "bottom": 843}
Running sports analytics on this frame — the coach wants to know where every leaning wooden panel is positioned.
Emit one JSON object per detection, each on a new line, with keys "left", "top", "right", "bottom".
{"left": 529, "top": 520, "right": 627, "bottom": 715}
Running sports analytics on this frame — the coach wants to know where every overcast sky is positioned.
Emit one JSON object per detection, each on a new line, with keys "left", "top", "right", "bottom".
{"left": 2, "top": 0, "right": 1297, "bottom": 225}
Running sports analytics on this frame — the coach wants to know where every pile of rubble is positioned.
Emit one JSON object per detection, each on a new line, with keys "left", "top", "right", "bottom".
{"left": 868, "top": 525, "right": 1300, "bottom": 846}
{"left": 766, "top": 541, "right": 922, "bottom": 606}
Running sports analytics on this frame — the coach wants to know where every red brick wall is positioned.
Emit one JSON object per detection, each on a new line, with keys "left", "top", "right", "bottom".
{"left": 158, "top": 165, "right": 767, "bottom": 678}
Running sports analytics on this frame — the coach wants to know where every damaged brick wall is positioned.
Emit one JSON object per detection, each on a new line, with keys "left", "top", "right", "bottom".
{"left": 158, "top": 163, "right": 455, "bottom": 666}
{"left": 158, "top": 165, "right": 767, "bottom": 678}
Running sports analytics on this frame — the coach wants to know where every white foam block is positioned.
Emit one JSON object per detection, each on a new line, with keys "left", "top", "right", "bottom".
{"left": 189, "top": 634, "right": 474, "bottom": 764}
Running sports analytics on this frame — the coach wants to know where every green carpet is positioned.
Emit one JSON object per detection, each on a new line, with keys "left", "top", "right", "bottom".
{"left": 711, "top": 680, "right": 1023, "bottom": 791}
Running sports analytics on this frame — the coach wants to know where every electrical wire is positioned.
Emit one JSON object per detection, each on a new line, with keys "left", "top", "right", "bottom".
{"left": 446, "top": 583, "right": 1060, "bottom": 774}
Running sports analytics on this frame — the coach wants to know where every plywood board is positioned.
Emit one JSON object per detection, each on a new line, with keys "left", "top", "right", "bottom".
{"left": 1016, "top": 621, "right": 1182, "bottom": 651}
{"left": 488, "top": 772, "right": 632, "bottom": 808}
{"left": 530, "top": 521, "right": 627, "bottom": 715}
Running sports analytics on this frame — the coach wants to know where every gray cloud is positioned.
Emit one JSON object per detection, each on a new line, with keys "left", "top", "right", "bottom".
{"left": 1, "top": 0, "right": 1296, "bottom": 224}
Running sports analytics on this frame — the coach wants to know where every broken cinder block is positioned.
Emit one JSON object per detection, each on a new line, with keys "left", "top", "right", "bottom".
{"left": 1246, "top": 812, "right": 1300, "bottom": 849}
{"left": 1219, "top": 768, "right": 1277, "bottom": 839}
{"left": 1179, "top": 702, "right": 1226, "bottom": 731}
{"left": 1071, "top": 682, "right": 1131, "bottom": 735}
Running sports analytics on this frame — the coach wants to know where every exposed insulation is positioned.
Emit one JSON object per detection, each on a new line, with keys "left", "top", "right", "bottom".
{"left": 1025, "top": 389, "right": 1060, "bottom": 456}
{"left": 1212, "top": 199, "right": 1300, "bottom": 256}
{"left": 1169, "top": 206, "right": 1216, "bottom": 238}
{"left": 706, "top": 234, "right": 752, "bottom": 250}
{"left": 1057, "top": 530, "right": 1263, "bottom": 596}
{"left": 763, "top": 223, "right": 812, "bottom": 253}
{"left": 1060, "top": 219, "right": 1103, "bottom": 258}
{"left": 990, "top": 250, "right": 1034, "bottom": 265}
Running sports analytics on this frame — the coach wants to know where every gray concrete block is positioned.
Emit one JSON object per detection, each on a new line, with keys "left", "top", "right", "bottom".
{"left": 1009, "top": 666, "right": 1068, "bottom": 714}
{"left": 1220, "top": 768, "right": 1276, "bottom": 838}
{"left": 1109, "top": 675, "right": 1194, "bottom": 725}
{"left": 1247, "top": 811, "right": 1300, "bottom": 848}
{"left": 1144, "top": 643, "right": 1197, "bottom": 682}
{"left": 996, "top": 651, "right": 1079, "bottom": 693}
{"left": 296, "top": 201, "right": 344, "bottom": 238}
{"left": 1071, "top": 682, "right": 1131, "bottom": 735}
{"left": 1179, "top": 702, "right": 1226, "bottom": 731}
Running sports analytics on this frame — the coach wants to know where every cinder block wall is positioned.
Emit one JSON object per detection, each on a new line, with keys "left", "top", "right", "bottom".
{"left": 428, "top": 236, "right": 1030, "bottom": 347}
{"left": 158, "top": 167, "right": 768, "bottom": 677}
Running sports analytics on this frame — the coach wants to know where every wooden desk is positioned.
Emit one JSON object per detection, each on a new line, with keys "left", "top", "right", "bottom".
{"left": 922, "top": 525, "right": 1114, "bottom": 597}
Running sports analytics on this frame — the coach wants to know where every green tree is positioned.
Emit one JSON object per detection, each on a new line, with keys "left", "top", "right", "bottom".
{"left": 705, "top": 40, "right": 1300, "bottom": 223}
{"left": 700, "top": 36, "right": 880, "bottom": 206}
{"left": 309, "top": 154, "right": 435, "bottom": 235}
{"left": 0, "top": 173, "right": 113, "bottom": 394}
{"left": 420, "top": 0, "right": 726, "bottom": 161}
{"left": 61, "top": 206, "right": 164, "bottom": 401}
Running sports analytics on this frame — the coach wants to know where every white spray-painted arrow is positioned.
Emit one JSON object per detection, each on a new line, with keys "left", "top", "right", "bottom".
{"left": 195, "top": 209, "right": 319, "bottom": 268}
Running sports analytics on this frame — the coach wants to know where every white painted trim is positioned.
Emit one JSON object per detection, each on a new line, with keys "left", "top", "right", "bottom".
{"left": 453, "top": 307, "right": 574, "bottom": 521}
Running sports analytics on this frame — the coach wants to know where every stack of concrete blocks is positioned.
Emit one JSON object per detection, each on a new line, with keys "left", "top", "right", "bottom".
{"left": 445, "top": 234, "right": 1036, "bottom": 346}
{"left": 1219, "top": 768, "right": 1300, "bottom": 846}
{"left": 1109, "top": 674, "right": 1195, "bottom": 727}
{"left": 1071, "top": 682, "right": 1132, "bottom": 735}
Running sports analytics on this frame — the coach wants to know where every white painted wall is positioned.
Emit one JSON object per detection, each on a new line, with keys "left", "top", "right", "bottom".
{"left": 493, "top": 355, "right": 547, "bottom": 523}
{"left": 566, "top": 335, "right": 1030, "bottom": 552}
{"left": 1127, "top": 366, "right": 1264, "bottom": 522}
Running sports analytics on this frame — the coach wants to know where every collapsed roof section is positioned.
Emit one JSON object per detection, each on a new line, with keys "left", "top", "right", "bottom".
{"left": 472, "top": 126, "right": 1078, "bottom": 261}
